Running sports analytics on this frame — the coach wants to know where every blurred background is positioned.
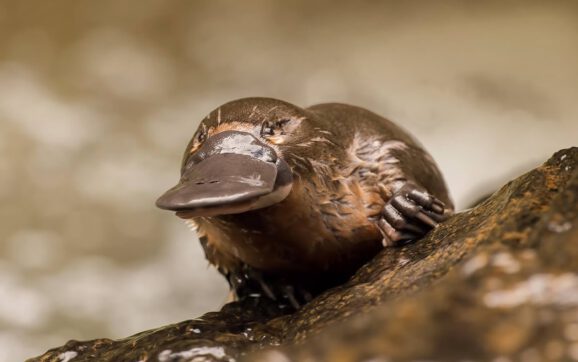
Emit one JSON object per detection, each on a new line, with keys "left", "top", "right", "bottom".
{"left": 0, "top": 0, "right": 577, "bottom": 360}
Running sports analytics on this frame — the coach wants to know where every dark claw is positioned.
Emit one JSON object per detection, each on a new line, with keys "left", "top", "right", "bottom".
{"left": 415, "top": 211, "right": 437, "bottom": 228}
{"left": 408, "top": 188, "right": 446, "bottom": 212}
{"left": 382, "top": 204, "right": 407, "bottom": 229}
{"left": 379, "top": 182, "right": 451, "bottom": 246}
{"left": 422, "top": 208, "right": 448, "bottom": 223}
{"left": 283, "top": 285, "right": 301, "bottom": 309}
{"left": 431, "top": 200, "right": 445, "bottom": 214}
{"left": 258, "top": 279, "right": 277, "bottom": 300}
{"left": 377, "top": 218, "right": 420, "bottom": 246}
{"left": 391, "top": 195, "right": 421, "bottom": 217}
{"left": 382, "top": 204, "right": 424, "bottom": 234}
{"left": 228, "top": 264, "right": 313, "bottom": 309}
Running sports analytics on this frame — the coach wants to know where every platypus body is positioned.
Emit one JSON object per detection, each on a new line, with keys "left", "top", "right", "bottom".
{"left": 157, "top": 98, "right": 453, "bottom": 306}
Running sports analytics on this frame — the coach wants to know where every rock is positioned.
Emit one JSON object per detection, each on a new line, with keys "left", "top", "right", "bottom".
{"left": 29, "top": 147, "right": 578, "bottom": 362}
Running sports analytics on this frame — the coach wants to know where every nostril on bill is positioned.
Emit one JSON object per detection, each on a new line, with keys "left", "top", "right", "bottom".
{"left": 193, "top": 179, "right": 219, "bottom": 185}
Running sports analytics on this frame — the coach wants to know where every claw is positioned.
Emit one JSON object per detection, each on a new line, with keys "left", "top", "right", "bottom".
{"left": 382, "top": 204, "right": 406, "bottom": 229}
{"left": 259, "top": 280, "right": 277, "bottom": 300}
{"left": 431, "top": 203, "right": 444, "bottom": 214}
{"left": 391, "top": 196, "right": 421, "bottom": 217}
{"left": 415, "top": 211, "right": 438, "bottom": 228}
{"left": 378, "top": 219, "right": 418, "bottom": 245}
{"left": 380, "top": 232, "right": 395, "bottom": 247}
{"left": 378, "top": 182, "right": 451, "bottom": 246}
{"left": 408, "top": 188, "right": 444, "bottom": 211}
{"left": 229, "top": 264, "right": 314, "bottom": 309}
{"left": 244, "top": 267, "right": 277, "bottom": 300}
{"left": 283, "top": 285, "right": 301, "bottom": 309}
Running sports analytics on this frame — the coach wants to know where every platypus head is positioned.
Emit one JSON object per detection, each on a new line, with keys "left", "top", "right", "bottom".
{"left": 156, "top": 97, "right": 319, "bottom": 218}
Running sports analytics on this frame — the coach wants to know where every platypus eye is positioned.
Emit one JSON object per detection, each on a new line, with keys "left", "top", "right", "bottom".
{"left": 261, "top": 119, "right": 290, "bottom": 138}
{"left": 197, "top": 131, "right": 206, "bottom": 143}
{"left": 195, "top": 125, "right": 207, "bottom": 144}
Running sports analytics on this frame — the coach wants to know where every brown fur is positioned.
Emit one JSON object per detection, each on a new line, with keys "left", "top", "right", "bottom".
{"left": 181, "top": 98, "right": 453, "bottom": 281}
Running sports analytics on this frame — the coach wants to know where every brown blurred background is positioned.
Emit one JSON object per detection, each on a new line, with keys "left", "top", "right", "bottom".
{"left": 0, "top": 1, "right": 577, "bottom": 360}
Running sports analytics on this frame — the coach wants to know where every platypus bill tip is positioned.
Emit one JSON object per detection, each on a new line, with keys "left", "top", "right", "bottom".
{"left": 156, "top": 153, "right": 292, "bottom": 218}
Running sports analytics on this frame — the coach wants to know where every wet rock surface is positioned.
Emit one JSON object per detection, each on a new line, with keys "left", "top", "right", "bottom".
{"left": 30, "top": 147, "right": 578, "bottom": 362}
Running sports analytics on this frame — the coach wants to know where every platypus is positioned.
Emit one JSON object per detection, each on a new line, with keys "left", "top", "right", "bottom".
{"left": 156, "top": 97, "right": 453, "bottom": 307}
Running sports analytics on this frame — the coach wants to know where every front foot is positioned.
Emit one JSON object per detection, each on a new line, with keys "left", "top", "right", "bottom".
{"left": 378, "top": 182, "right": 452, "bottom": 246}
{"left": 227, "top": 265, "right": 313, "bottom": 310}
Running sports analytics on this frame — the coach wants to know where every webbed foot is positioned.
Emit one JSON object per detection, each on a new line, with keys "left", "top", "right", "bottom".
{"left": 378, "top": 182, "right": 452, "bottom": 246}
{"left": 227, "top": 264, "right": 313, "bottom": 309}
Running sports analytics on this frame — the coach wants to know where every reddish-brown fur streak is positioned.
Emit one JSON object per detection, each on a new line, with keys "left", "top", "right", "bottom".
{"left": 157, "top": 97, "right": 453, "bottom": 306}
